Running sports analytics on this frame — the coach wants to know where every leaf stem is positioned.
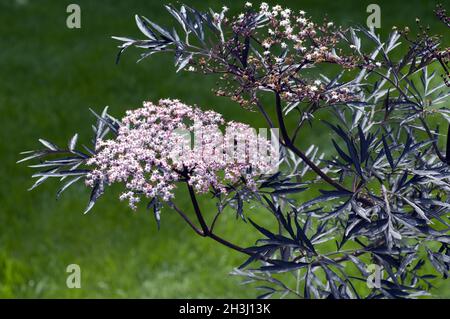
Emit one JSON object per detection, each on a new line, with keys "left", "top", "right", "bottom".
{"left": 273, "top": 92, "right": 350, "bottom": 192}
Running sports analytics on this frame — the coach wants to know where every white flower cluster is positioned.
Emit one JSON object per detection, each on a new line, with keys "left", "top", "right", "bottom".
{"left": 258, "top": 3, "right": 305, "bottom": 41}
{"left": 86, "top": 99, "right": 277, "bottom": 209}
{"left": 240, "top": 3, "right": 341, "bottom": 65}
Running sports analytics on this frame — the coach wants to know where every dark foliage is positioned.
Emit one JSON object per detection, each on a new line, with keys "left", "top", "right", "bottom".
{"left": 19, "top": 3, "right": 450, "bottom": 298}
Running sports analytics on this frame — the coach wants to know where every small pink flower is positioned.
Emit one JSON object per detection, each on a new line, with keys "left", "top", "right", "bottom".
{"left": 86, "top": 99, "right": 277, "bottom": 209}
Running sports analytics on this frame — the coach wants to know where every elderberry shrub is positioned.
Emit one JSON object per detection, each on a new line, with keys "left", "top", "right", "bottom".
{"left": 20, "top": 3, "right": 450, "bottom": 298}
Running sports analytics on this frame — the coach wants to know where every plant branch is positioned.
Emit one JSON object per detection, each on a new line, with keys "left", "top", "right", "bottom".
{"left": 273, "top": 91, "right": 350, "bottom": 192}
{"left": 168, "top": 201, "right": 205, "bottom": 236}
{"left": 210, "top": 209, "right": 222, "bottom": 233}
{"left": 185, "top": 182, "right": 268, "bottom": 257}
{"left": 419, "top": 117, "right": 446, "bottom": 163}
{"left": 179, "top": 181, "right": 371, "bottom": 270}
{"left": 187, "top": 183, "right": 210, "bottom": 234}
{"left": 255, "top": 97, "right": 275, "bottom": 128}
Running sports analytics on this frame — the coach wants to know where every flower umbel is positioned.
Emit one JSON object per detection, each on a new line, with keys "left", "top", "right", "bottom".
{"left": 86, "top": 99, "right": 277, "bottom": 209}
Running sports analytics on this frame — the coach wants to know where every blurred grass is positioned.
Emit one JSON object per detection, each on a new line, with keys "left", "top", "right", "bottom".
{"left": 0, "top": 0, "right": 448, "bottom": 298}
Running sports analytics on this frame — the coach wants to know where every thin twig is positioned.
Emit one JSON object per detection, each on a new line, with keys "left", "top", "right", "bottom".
{"left": 419, "top": 117, "right": 446, "bottom": 163}
{"left": 254, "top": 98, "right": 275, "bottom": 128}
{"left": 210, "top": 209, "right": 223, "bottom": 233}
{"left": 273, "top": 91, "right": 350, "bottom": 192}
{"left": 168, "top": 201, "right": 205, "bottom": 236}
{"left": 187, "top": 183, "right": 210, "bottom": 234}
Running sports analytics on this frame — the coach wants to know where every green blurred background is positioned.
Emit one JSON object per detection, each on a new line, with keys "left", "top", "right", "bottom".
{"left": 0, "top": 0, "right": 448, "bottom": 298}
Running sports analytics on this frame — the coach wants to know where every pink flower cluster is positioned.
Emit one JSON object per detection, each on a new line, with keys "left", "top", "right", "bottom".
{"left": 86, "top": 99, "right": 277, "bottom": 209}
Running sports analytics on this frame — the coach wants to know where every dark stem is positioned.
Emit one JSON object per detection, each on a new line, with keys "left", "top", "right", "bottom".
{"left": 208, "top": 232, "right": 253, "bottom": 255}
{"left": 210, "top": 209, "right": 222, "bottom": 233}
{"left": 168, "top": 201, "right": 205, "bottom": 236}
{"left": 187, "top": 183, "right": 210, "bottom": 234}
{"left": 175, "top": 184, "right": 373, "bottom": 269}
{"left": 255, "top": 98, "right": 275, "bottom": 128}
{"left": 185, "top": 182, "right": 269, "bottom": 259}
{"left": 419, "top": 117, "right": 446, "bottom": 163}
{"left": 273, "top": 92, "right": 350, "bottom": 192}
